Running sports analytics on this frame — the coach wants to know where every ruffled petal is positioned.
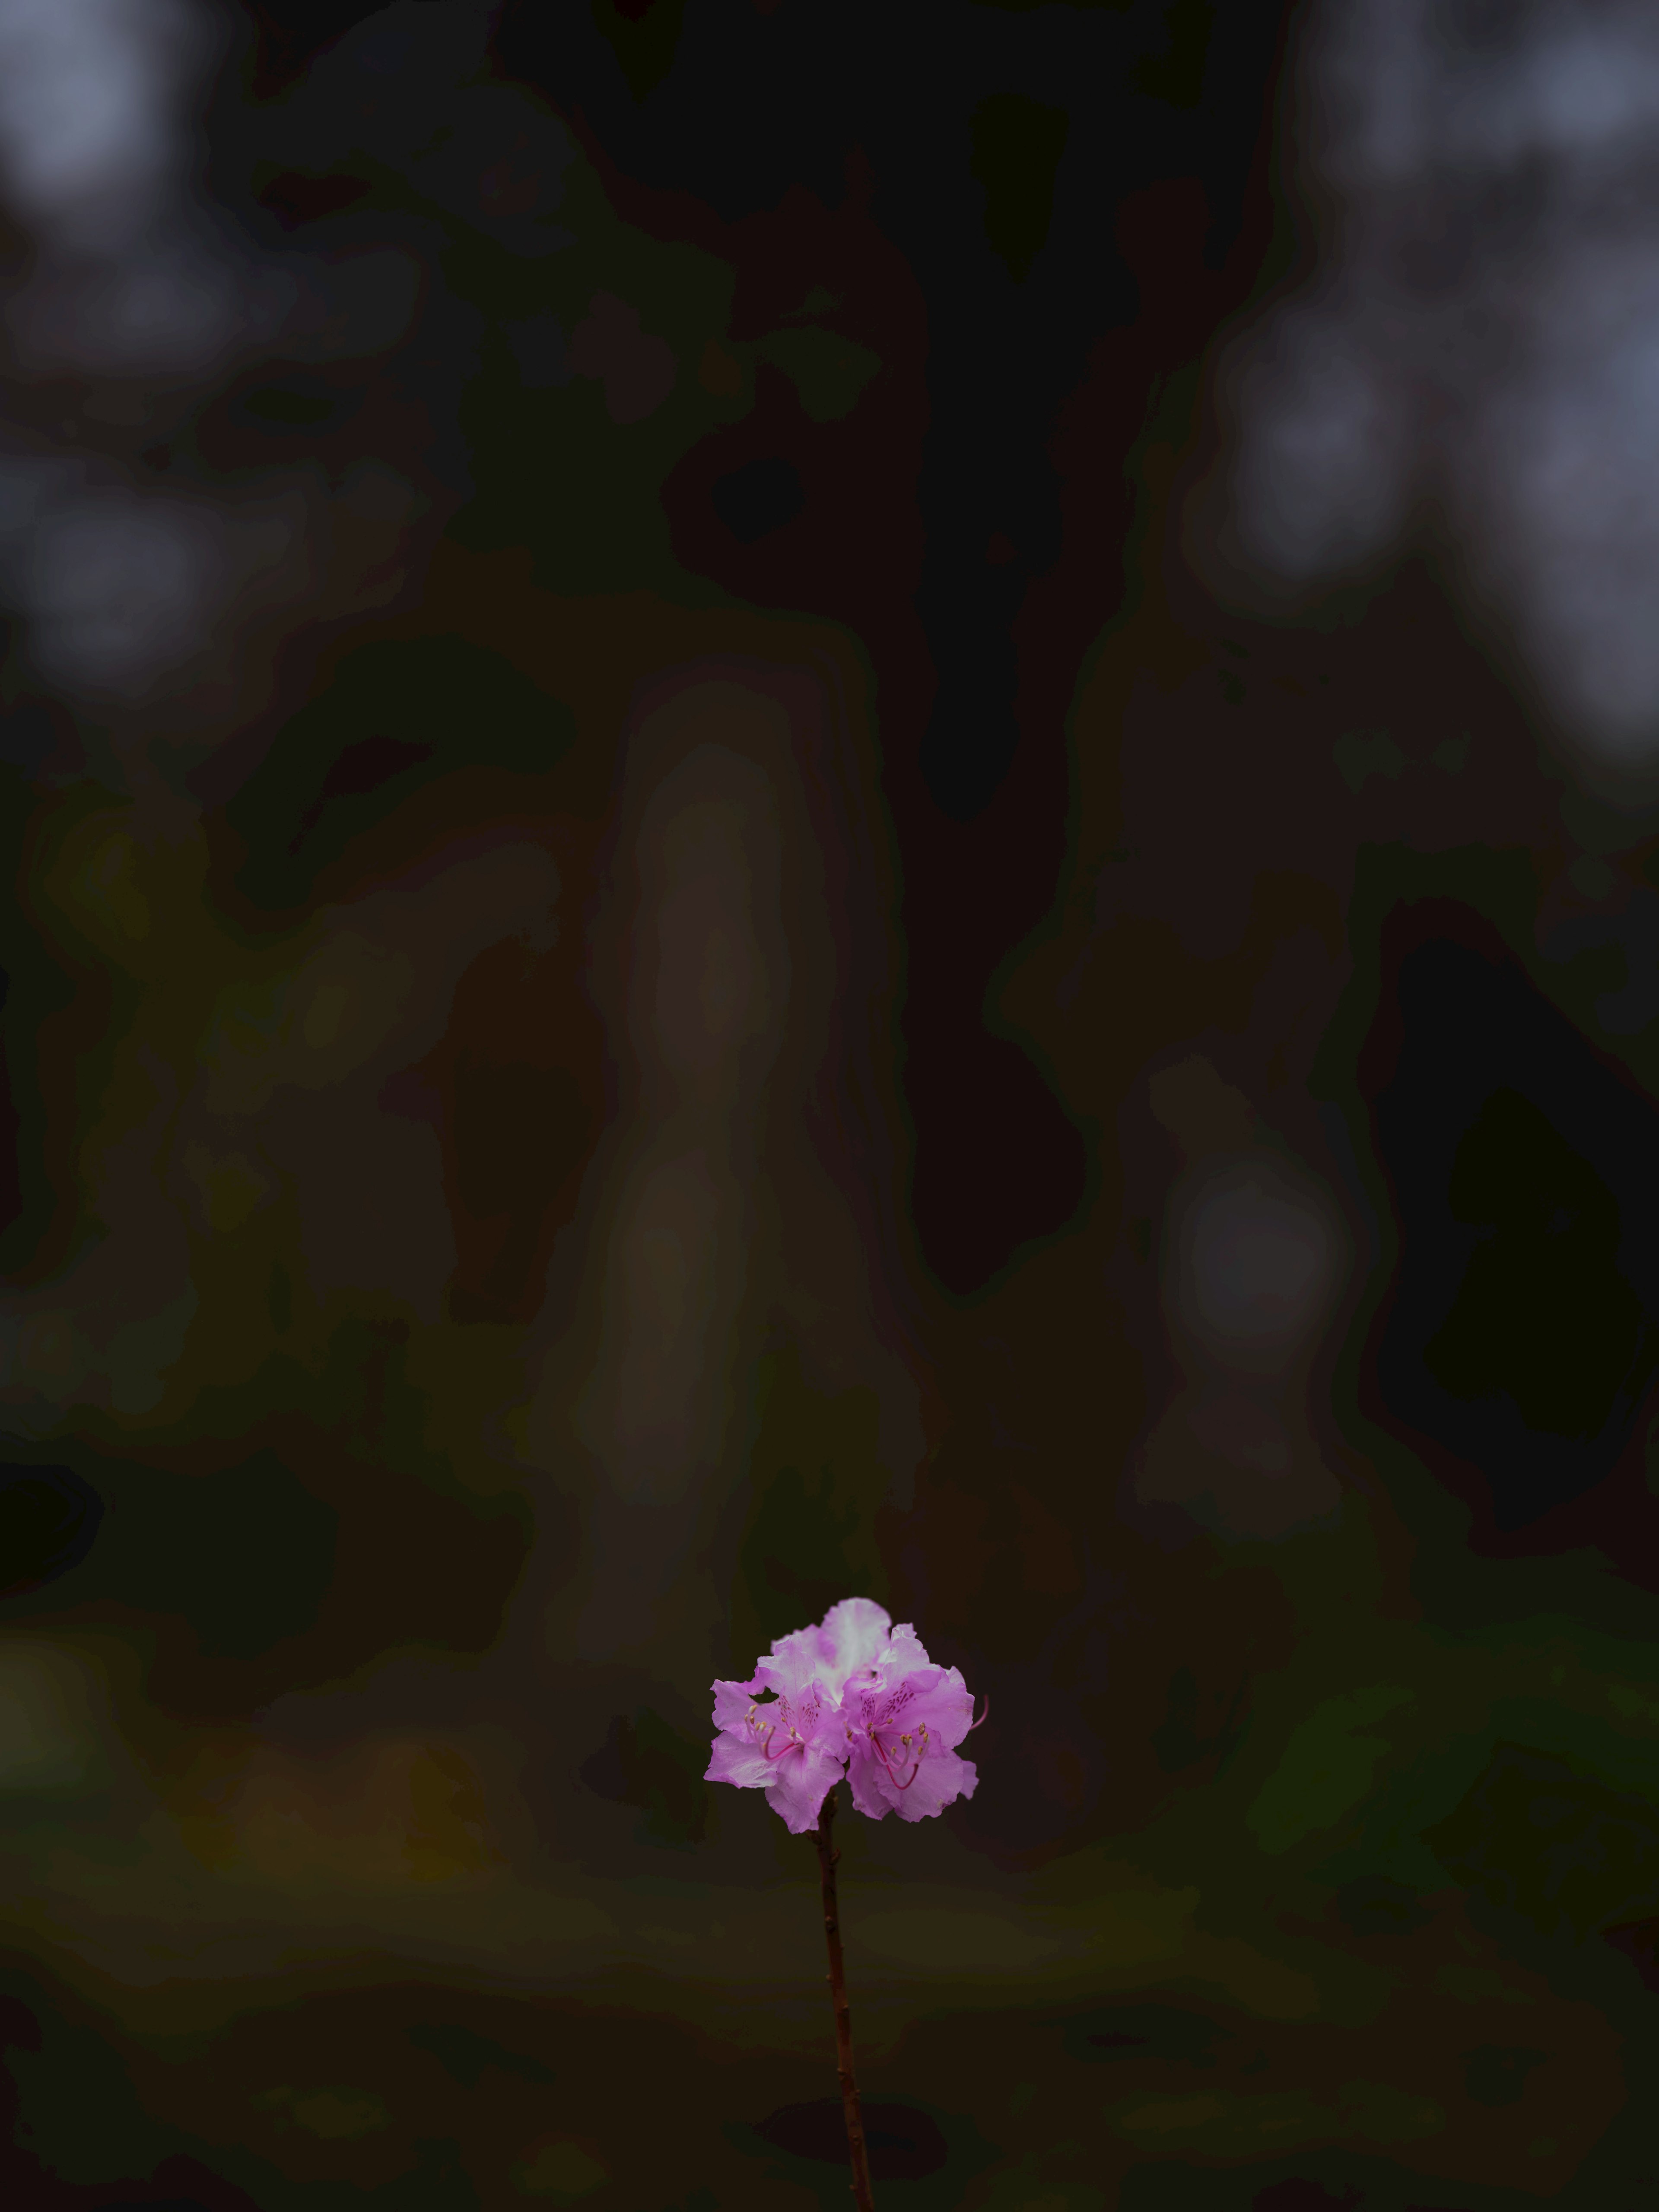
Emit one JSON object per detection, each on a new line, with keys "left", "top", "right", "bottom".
{"left": 705, "top": 1731, "right": 773, "bottom": 1789}
{"left": 753, "top": 1640, "right": 828, "bottom": 1704}
{"left": 766, "top": 1620, "right": 832, "bottom": 1677}
{"left": 816, "top": 1597, "right": 893, "bottom": 1691}
{"left": 880, "top": 1622, "right": 932, "bottom": 1675}
{"left": 851, "top": 1743, "right": 977, "bottom": 1823}
{"left": 867, "top": 1664, "right": 944, "bottom": 1734}
{"left": 899, "top": 1669, "right": 976, "bottom": 1751}
{"left": 890, "top": 1748, "right": 976, "bottom": 1822}
{"left": 844, "top": 1743, "right": 894, "bottom": 1821}
{"left": 711, "top": 1677, "right": 761, "bottom": 1729}
{"left": 767, "top": 1742, "right": 847, "bottom": 1834}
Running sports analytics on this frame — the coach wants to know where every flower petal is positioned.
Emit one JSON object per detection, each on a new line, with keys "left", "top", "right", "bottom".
{"left": 766, "top": 1619, "right": 834, "bottom": 1675}
{"left": 881, "top": 1621, "right": 933, "bottom": 1674}
{"left": 849, "top": 1742, "right": 977, "bottom": 1822}
{"left": 845, "top": 1745, "right": 894, "bottom": 1821}
{"left": 815, "top": 1597, "right": 893, "bottom": 1690}
{"left": 754, "top": 1641, "right": 834, "bottom": 1708}
{"left": 705, "top": 1732, "right": 773, "bottom": 1789}
{"left": 711, "top": 1677, "right": 760, "bottom": 1729}
{"left": 767, "top": 1743, "right": 846, "bottom": 1834}
{"left": 889, "top": 1748, "right": 977, "bottom": 1823}
{"left": 851, "top": 1663, "right": 944, "bottom": 1738}
{"left": 899, "top": 1669, "right": 976, "bottom": 1750}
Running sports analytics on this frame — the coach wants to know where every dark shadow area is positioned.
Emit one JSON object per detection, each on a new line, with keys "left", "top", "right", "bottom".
{"left": 0, "top": 1459, "right": 103, "bottom": 1598}
{"left": 1364, "top": 906, "right": 1659, "bottom": 1541}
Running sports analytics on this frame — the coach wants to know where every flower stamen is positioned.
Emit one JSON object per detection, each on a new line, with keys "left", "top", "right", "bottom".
{"left": 867, "top": 1726, "right": 924, "bottom": 1789}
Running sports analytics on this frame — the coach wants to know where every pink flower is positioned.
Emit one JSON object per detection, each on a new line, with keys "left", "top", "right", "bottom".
{"left": 762, "top": 1595, "right": 894, "bottom": 1698}
{"left": 704, "top": 1638, "right": 847, "bottom": 1835}
{"left": 706, "top": 1599, "right": 984, "bottom": 1833}
{"left": 841, "top": 1620, "right": 981, "bottom": 1824}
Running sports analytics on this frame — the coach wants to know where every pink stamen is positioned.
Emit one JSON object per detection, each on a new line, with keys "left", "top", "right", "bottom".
{"left": 966, "top": 1693, "right": 990, "bottom": 1733}
{"left": 869, "top": 1730, "right": 922, "bottom": 1788}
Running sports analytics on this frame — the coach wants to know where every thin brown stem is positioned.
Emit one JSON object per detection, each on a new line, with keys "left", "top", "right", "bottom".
{"left": 814, "top": 1786, "right": 875, "bottom": 2210}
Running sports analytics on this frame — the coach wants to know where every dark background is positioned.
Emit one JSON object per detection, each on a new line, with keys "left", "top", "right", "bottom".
{"left": 3, "top": 2, "right": 1659, "bottom": 2208}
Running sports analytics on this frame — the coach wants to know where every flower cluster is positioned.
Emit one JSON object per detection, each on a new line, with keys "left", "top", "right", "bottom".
{"left": 705, "top": 1598, "right": 984, "bottom": 1834}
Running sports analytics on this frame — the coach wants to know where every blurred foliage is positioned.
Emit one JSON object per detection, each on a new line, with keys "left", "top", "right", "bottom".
{"left": 1423, "top": 1741, "right": 1659, "bottom": 1942}
{"left": 579, "top": 1704, "right": 708, "bottom": 1850}
{"left": 225, "top": 635, "right": 576, "bottom": 915}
